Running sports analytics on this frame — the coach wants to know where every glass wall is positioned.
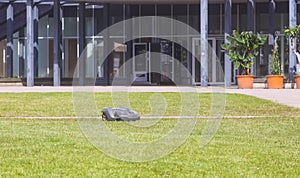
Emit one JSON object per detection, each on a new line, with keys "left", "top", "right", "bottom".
{"left": 157, "top": 5, "right": 171, "bottom": 36}
{"left": 85, "top": 5, "right": 96, "bottom": 79}
{"left": 189, "top": 4, "right": 200, "bottom": 33}
{"left": 173, "top": 4, "right": 189, "bottom": 82}
{"left": 93, "top": 5, "right": 105, "bottom": 79}
{"left": 37, "top": 6, "right": 79, "bottom": 78}
{"left": 38, "top": 15, "right": 48, "bottom": 78}
{"left": 3, "top": 1, "right": 293, "bottom": 85}
{"left": 209, "top": 4, "right": 222, "bottom": 34}
{"left": 0, "top": 40, "right": 5, "bottom": 77}
{"left": 255, "top": 2, "right": 269, "bottom": 77}
{"left": 232, "top": 3, "right": 247, "bottom": 32}
{"left": 108, "top": 5, "right": 126, "bottom": 80}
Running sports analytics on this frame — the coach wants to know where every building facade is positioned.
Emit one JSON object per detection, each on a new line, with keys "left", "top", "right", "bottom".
{"left": 0, "top": 0, "right": 299, "bottom": 86}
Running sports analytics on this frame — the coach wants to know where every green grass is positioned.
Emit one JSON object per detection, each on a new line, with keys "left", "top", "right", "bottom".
{"left": 0, "top": 92, "right": 299, "bottom": 117}
{"left": 0, "top": 93, "right": 299, "bottom": 177}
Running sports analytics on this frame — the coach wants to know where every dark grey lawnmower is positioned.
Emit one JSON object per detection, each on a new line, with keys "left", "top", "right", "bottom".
{"left": 101, "top": 107, "right": 140, "bottom": 121}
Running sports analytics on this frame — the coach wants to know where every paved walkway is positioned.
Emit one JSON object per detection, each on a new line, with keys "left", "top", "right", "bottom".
{"left": 0, "top": 86, "right": 299, "bottom": 108}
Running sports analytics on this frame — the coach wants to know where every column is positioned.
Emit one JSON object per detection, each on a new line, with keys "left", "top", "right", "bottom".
{"left": 103, "top": 4, "right": 110, "bottom": 86}
{"left": 27, "top": 0, "right": 34, "bottom": 86}
{"left": 224, "top": 0, "right": 232, "bottom": 87}
{"left": 200, "top": 0, "right": 208, "bottom": 87}
{"left": 53, "top": 0, "right": 62, "bottom": 86}
{"left": 125, "top": 4, "right": 132, "bottom": 85}
{"left": 33, "top": 5, "right": 39, "bottom": 77}
{"left": 268, "top": 0, "right": 275, "bottom": 74}
{"left": 247, "top": 0, "right": 255, "bottom": 32}
{"left": 289, "top": 0, "right": 297, "bottom": 72}
{"left": 6, "top": 3, "right": 13, "bottom": 78}
{"left": 248, "top": 0, "right": 255, "bottom": 75}
{"left": 79, "top": 2, "right": 86, "bottom": 86}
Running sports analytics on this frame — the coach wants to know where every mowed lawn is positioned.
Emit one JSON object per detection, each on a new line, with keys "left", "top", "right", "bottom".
{"left": 0, "top": 93, "right": 299, "bottom": 177}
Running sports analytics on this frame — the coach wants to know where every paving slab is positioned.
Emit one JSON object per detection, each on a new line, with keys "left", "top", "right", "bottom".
{"left": 224, "top": 89, "right": 300, "bottom": 109}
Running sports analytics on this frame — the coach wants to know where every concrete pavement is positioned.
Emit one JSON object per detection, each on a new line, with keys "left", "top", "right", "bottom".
{"left": 0, "top": 86, "right": 299, "bottom": 108}
{"left": 225, "top": 89, "right": 300, "bottom": 109}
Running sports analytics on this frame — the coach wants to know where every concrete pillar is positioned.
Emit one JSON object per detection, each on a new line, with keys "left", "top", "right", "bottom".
{"left": 289, "top": 0, "right": 297, "bottom": 71}
{"left": 247, "top": 0, "right": 256, "bottom": 76}
{"left": 247, "top": 0, "right": 255, "bottom": 32}
{"left": 125, "top": 4, "right": 133, "bottom": 85}
{"left": 79, "top": 2, "right": 86, "bottom": 86}
{"left": 53, "top": 0, "right": 62, "bottom": 86}
{"left": 26, "top": 0, "right": 34, "bottom": 86}
{"left": 33, "top": 5, "right": 39, "bottom": 77}
{"left": 200, "top": 0, "right": 208, "bottom": 87}
{"left": 224, "top": 0, "right": 232, "bottom": 87}
{"left": 6, "top": 3, "right": 13, "bottom": 78}
{"left": 268, "top": 0, "right": 275, "bottom": 75}
{"left": 103, "top": 4, "right": 110, "bottom": 86}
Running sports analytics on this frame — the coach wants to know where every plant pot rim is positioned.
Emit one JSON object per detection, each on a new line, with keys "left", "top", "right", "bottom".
{"left": 237, "top": 75, "right": 254, "bottom": 78}
{"left": 266, "top": 75, "right": 284, "bottom": 77}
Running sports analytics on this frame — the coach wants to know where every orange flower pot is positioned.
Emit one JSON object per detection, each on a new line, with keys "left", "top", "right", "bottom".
{"left": 237, "top": 75, "right": 254, "bottom": 89}
{"left": 295, "top": 75, "right": 300, "bottom": 89}
{"left": 266, "top": 75, "right": 284, "bottom": 89}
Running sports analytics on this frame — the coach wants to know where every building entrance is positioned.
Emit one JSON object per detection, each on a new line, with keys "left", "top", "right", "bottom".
{"left": 133, "top": 40, "right": 176, "bottom": 85}
{"left": 133, "top": 43, "right": 150, "bottom": 83}
{"left": 192, "top": 38, "right": 225, "bottom": 85}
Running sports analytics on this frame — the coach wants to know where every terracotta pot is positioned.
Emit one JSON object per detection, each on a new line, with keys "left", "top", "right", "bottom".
{"left": 295, "top": 75, "right": 300, "bottom": 89}
{"left": 237, "top": 75, "right": 254, "bottom": 89}
{"left": 266, "top": 75, "right": 284, "bottom": 89}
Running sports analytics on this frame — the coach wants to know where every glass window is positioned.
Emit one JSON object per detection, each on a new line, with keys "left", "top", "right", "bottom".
{"left": 48, "top": 18, "right": 54, "bottom": 38}
{"left": 141, "top": 5, "right": 155, "bottom": 16}
{"left": 85, "top": 6, "right": 94, "bottom": 37}
{"left": 254, "top": 40, "right": 269, "bottom": 77}
{"left": 157, "top": 5, "right": 171, "bottom": 17}
{"left": 157, "top": 5, "right": 171, "bottom": 36}
{"left": 209, "top": 4, "right": 221, "bottom": 34}
{"left": 232, "top": 4, "right": 238, "bottom": 30}
{"left": 239, "top": 4, "right": 247, "bottom": 32}
{"left": 173, "top": 5, "right": 188, "bottom": 36}
{"left": 232, "top": 4, "right": 247, "bottom": 32}
{"left": 141, "top": 5, "right": 155, "bottom": 37}
{"left": 95, "top": 39, "right": 104, "bottom": 78}
{"left": 0, "top": 40, "right": 5, "bottom": 77}
{"left": 63, "top": 39, "right": 78, "bottom": 78}
{"left": 64, "top": 17, "right": 77, "bottom": 37}
{"left": 109, "top": 5, "right": 124, "bottom": 37}
{"left": 173, "top": 5, "right": 187, "bottom": 23}
{"left": 130, "top": 5, "right": 140, "bottom": 37}
{"left": 13, "top": 38, "right": 19, "bottom": 77}
{"left": 94, "top": 5, "right": 104, "bottom": 36}
{"left": 86, "top": 38, "right": 95, "bottom": 78}
{"left": 256, "top": 3, "right": 269, "bottom": 33}
{"left": 39, "top": 16, "right": 48, "bottom": 37}
{"left": 130, "top": 5, "right": 139, "bottom": 18}
{"left": 189, "top": 4, "right": 200, "bottom": 33}
{"left": 109, "top": 38, "right": 126, "bottom": 79}
{"left": 110, "top": 5, "right": 124, "bottom": 25}
{"left": 18, "top": 36, "right": 26, "bottom": 77}
{"left": 38, "top": 39, "right": 48, "bottom": 77}
{"left": 63, "top": 6, "right": 77, "bottom": 17}
{"left": 85, "top": 17, "right": 94, "bottom": 37}
{"left": 276, "top": 2, "right": 288, "bottom": 32}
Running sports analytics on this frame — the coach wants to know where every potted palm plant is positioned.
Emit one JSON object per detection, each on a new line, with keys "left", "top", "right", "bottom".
{"left": 222, "top": 30, "right": 267, "bottom": 89}
{"left": 266, "top": 36, "right": 284, "bottom": 89}
{"left": 284, "top": 25, "right": 300, "bottom": 89}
